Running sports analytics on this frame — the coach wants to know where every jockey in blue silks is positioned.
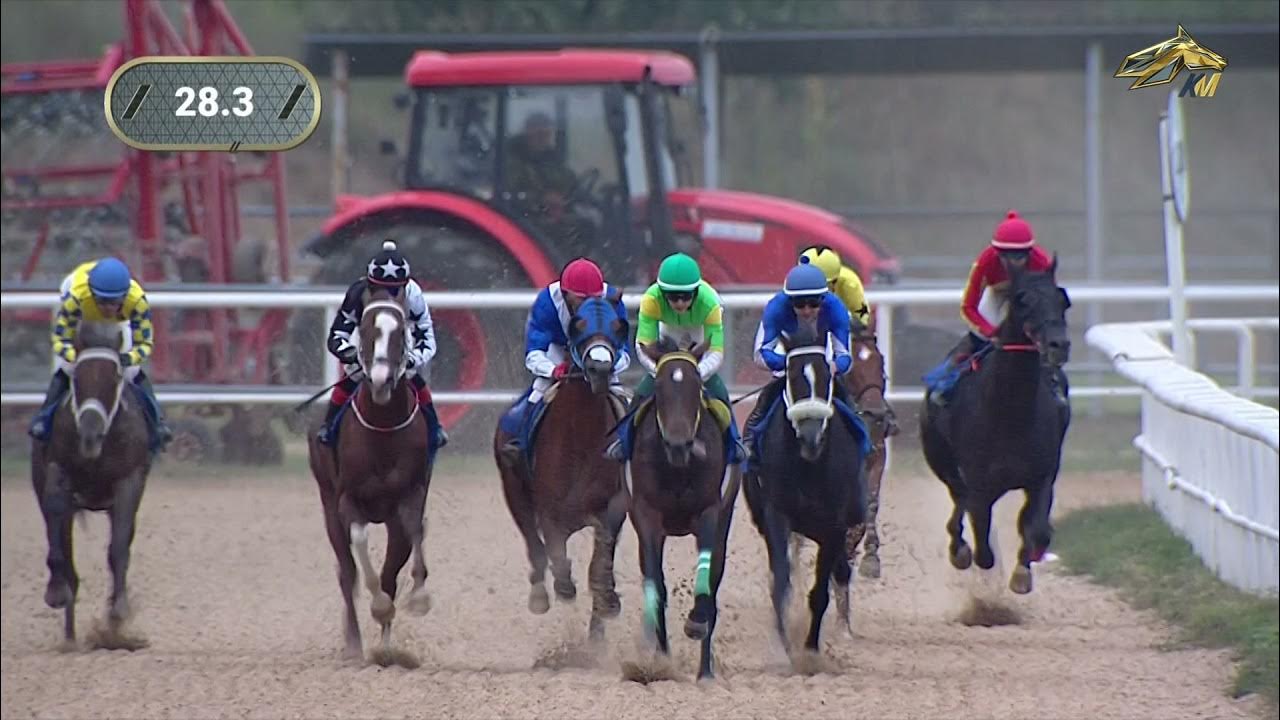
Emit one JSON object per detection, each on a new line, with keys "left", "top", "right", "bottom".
{"left": 497, "top": 257, "right": 630, "bottom": 464}
{"left": 741, "top": 262, "right": 856, "bottom": 472}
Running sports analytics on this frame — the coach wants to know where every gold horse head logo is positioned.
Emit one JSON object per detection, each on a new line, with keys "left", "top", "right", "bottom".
{"left": 1115, "top": 25, "right": 1228, "bottom": 90}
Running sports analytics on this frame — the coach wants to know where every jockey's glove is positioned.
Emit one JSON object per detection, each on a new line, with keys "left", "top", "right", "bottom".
{"left": 697, "top": 350, "right": 722, "bottom": 381}
{"left": 834, "top": 354, "right": 853, "bottom": 376}
{"left": 119, "top": 352, "right": 134, "bottom": 367}
{"left": 552, "top": 361, "right": 571, "bottom": 379}
{"left": 337, "top": 348, "right": 358, "bottom": 366}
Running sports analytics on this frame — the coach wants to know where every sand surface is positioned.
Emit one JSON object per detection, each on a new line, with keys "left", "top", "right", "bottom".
{"left": 0, "top": 459, "right": 1257, "bottom": 719}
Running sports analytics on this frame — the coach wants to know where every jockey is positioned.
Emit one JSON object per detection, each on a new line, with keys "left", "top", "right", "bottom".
{"left": 924, "top": 210, "right": 1062, "bottom": 407}
{"left": 603, "top": 252, "right": 745, "bottom": 463}
{"left": 498, "top": 257, "right": 630, "bottom": 461}
{"left": 741, "top": 263, "right": 855, "bottom": 470}
{"left": 798, "top": 245, "right": 871, "bottom": 328}
{"left": 29, "top": 257, "right": 172, "bottom": 447}
{"left": 317, "top": 240, "right": 447, "bottom": 450}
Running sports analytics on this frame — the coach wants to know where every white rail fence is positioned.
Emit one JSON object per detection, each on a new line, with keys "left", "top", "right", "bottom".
{"left": 2, "top": 283, "right": 1277, "bottom": 407}
{"left": 1088, "top": 319, "right": 1280, "bottom": 595}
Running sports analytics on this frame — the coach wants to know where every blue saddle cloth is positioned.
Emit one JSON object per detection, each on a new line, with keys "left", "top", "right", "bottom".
{"left": 922, "top": 342, "right": 995, "bottom": 399}
{"left": 498, "top": 387, "right": 553, "bottom": 468}
{"left": 749, "top": 394, "right": 873, "bottom": 464}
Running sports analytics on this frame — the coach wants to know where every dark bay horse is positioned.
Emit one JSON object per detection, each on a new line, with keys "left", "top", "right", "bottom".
{"left": 627, "top": 339, "right": 740, "bottom": 680}
{"left": 744, "top": 325, "right": 868, "bottom": 654}
{"left": 920, "top": 258, "right": 1072, "bottom": 594}
{"left": 844, "top": 322, "right": 898, "bottom": 579}
{"left": 308, "top": 285, "right": 432, "bottom": 662}
{"left": 31, "top": 321, "right": 152, "bottom": 645}
{"left": 493, "top": 296, "right": 631, "bottom": 641}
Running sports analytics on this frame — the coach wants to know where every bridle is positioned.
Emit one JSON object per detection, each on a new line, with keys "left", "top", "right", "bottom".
{"left": 70, "top": 348, "right": 125, "bottom": 434}
{"left": 653, "top": 351, "right": 703, "bottom": 439}
{"left": 783, "top": 345, "right": 834, "bottom": 429}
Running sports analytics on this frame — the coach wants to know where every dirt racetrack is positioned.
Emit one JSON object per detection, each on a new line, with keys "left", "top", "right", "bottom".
{"left": 0, "top": 457, "right": 1259, "bottom": 720}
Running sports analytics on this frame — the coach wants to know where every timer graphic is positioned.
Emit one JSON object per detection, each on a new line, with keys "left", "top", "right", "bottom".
{"left": 104, "top": 56, "right": 321, "bottom": 152}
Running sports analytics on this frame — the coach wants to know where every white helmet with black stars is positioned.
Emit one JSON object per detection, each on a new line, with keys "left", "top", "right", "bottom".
{"left": 367, "top": 240, "right": 411, "bottom": 286}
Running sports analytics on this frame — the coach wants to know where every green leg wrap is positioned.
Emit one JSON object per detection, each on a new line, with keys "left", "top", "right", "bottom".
{"left": 694, "top": 549, "right": 713, "bottom": 596}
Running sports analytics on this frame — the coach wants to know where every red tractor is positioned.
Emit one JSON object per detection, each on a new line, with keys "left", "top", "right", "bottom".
{"left": 303, "top": 49, "right": 901, "bottom": 431}
{"left": 1, "top": 0, "right": 293, "bottom": 462}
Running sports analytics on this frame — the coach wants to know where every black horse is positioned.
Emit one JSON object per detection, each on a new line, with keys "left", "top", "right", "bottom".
{"left": 744, "top": 324, "right": 869, "bottom": 653}
{"left": 920, "top": 257, "right": 1072, "bottom": 594}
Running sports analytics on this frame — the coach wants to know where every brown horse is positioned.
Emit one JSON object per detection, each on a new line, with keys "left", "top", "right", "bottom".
{"left": 31, "top": 321, "right": 152, "bottom": 645}
{"left": 628, "top": 339, "right": 740, "bottom": 680}
{"left": 493, "top": 296, "right": 630, "bottom": 642}
{"left": 308, "top": 285, "right": 432, "bottom": 663}
{"left": 844, "top": 321, "right": 899, "bottom": 579}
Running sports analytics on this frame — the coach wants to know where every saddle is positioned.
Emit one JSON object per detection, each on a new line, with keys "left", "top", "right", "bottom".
{"left": 501, "top": 379, "right": 630, "bottom": 469}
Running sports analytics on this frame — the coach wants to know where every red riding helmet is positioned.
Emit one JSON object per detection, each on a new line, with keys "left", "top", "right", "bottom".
{"left": 991, "top": 210, "right": 1036, "bottom": 251}
{"left": 560, "top": 258, "right": 605, "bottom": 297}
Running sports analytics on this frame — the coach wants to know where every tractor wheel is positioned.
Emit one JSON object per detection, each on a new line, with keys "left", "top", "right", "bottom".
{"left": 295, "top": 213, "right": 535, "bottom": 452}
{"left": 167, "top": 417, "right": 219, "bottom": 465}
{"left": 219, "top": 406, "right": 284, "bottom": 466}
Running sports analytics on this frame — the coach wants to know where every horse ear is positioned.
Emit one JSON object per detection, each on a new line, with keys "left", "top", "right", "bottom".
{"left": 1059, "top": 287, "right": 1072, "bottom": 310}
{"left": 1050, "top": 252, "right": 1059, "bottom": 278}
{"left": 690, "top": 340, "right": 709, "bottom": 360}
{"left": 641, "top": 341, "right": 663, "bottom": 363}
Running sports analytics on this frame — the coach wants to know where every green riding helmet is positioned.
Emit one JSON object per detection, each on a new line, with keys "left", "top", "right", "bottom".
{"left": 657, "top": 253, "right": 702, "bottom": 293}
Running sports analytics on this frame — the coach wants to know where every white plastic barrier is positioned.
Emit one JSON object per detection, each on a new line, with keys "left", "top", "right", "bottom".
{"left": 1087, "top": 320, "right": 1280, "bottom": 595}
{"left": 2, "top": 283, "right": 1277, "bottom": 406}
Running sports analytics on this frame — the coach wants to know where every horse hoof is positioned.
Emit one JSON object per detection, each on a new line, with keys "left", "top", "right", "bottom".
{"left": 684, "top": 616, "right": 709, "bottom": 640}
{"left": 553, "top": 578, "right": 577, "bottom": 602}
{"left": 45, "top": 584, "right": 71, "bottom": 609}
{"left": 597, "top": 590, "right": 622, "bottom": 618}
{"left": 528, "top": 586, "right": 550, "bottom": 615}
{"left": 950, "top": 545, "right": 973, "bottom": 570}
{"left": 371, "top": 592, "right": 395, "bottom": 623}
{"left": 1009, "top": 566, "right": 1033, "bottom": 595}
{"left": 407, "top": 588, "right": 431, "bottom": 616}
{"left": 859, "top": 555, "right": 882, "bottom": 579}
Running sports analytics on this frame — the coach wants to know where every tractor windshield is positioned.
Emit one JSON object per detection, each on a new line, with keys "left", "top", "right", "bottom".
{"left": 660, "top": 86, "right": 703, "bottom": 189}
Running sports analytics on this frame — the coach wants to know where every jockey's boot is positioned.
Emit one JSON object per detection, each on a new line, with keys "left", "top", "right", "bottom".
{"left": 603, "top": 420, "right": 629, "bottom": 462}
{"left": 421, "top": 400, "right": 448, "bottom": 450}
{"left": 135, "top": 372, "right": 173, "bottom": 447}
{"left": 741, "top": 380, "right": 782, "bottom": 474}
{"left": 28, "top": 371, "right": 70, "bottom": 442}
{"left": 1048, "top": 369, "right": 1070, "bottom": 408}
{"left": 317, "top": 399, "right": 343, "bottom": 446}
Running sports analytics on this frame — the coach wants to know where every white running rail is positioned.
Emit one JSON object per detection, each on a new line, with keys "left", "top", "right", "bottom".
{"left": 1087, "top": 319, "right": 1280, "bottom": 594}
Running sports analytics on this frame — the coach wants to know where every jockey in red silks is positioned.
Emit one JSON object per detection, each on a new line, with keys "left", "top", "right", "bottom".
{"left": 317, "top": 240, "right": 447, "bottom": 450}
{"left": 923, "top": 210, "right": 1065, "bottom": 407}
{"left": 497, "top": 257, "right": 630, "bottom": 463}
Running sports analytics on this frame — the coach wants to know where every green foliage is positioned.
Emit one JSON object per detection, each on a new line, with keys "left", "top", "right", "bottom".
{"left": 1055, "top": 504, "right": 1280, "bottom": 710}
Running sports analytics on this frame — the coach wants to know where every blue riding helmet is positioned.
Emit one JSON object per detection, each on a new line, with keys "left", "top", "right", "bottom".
{"left": 783, "top": 263, "right": 829, "bottom": 297}
{"left": 87, "top": 258, "right": 132, "bottom": 300}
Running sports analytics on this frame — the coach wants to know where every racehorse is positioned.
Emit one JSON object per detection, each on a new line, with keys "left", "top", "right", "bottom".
{"left": 307, "top": 285, "right": 432, "bottom": 662}
{"left": 627, "top": 338, "right": 740, "bottom": 680}
{"left": 920, "top": 257, "right": 1071, "bottom": 594}
{"left": 844, "top": 321, "right": 899, "bottom": 579}
{"left": 31, "top": 321, "right": 152, "bottom": 645}
{"left": 744, "top": 324, "right": 869, "bottom": 654}
{"left": 493, "top": 296, "right": 630, "bottom": 642}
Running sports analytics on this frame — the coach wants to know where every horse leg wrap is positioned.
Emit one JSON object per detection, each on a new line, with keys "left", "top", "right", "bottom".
{"left": 643, "top": 579, "right": 661, "bottom": 628}
{"left": 694, "top": 549, "right": 712, "bottom": 596}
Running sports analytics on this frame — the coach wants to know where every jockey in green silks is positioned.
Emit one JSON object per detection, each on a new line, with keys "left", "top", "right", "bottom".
{"left": 603, "top": 252, "right": 745, "bottom": 464}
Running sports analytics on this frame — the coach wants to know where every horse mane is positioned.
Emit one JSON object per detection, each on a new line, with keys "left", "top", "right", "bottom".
{"left": 75, "top": 321, "right": 123, "bottom": 351}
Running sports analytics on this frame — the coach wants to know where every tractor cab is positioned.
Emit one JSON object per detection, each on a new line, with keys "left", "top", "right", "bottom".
{"left": 402, "top": 50, "right": 694, "bottom": 283}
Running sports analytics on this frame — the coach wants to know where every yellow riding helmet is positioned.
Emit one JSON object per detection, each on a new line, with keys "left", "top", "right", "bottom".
{"left": 798, "top": 246, "right": 841, "bottom": 283}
